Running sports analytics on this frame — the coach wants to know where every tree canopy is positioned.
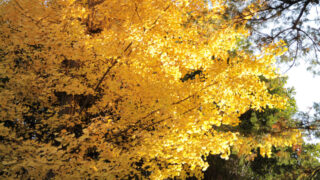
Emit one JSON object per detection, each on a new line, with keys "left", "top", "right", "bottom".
{"left": 0, "top": 0, "right": 308, "bottom": 179}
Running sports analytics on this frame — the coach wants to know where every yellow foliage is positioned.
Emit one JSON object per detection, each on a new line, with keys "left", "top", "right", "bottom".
{"left": 0, "top": 0, "right": 301, "bottom": 179}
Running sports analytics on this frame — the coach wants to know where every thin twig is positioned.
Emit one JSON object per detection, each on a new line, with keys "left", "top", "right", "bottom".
{"left": 78, "top": 60, "right": 117, "bottom": 114}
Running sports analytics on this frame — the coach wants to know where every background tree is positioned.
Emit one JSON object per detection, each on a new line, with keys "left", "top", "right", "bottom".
{"left": 220, "top": 0, "right": 320, "bottom": 74}
{"left": 201, "top": 143, "right": 320, "bottom": 180}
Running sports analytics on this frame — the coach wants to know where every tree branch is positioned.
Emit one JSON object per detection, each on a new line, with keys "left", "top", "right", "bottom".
{"left": 78, "top": 59, "right": 117, "bottom": 114}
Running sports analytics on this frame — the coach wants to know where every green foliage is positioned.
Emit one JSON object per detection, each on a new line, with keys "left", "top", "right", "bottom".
{"left": 296, "top": 102, "right": 320, "bottom": 140}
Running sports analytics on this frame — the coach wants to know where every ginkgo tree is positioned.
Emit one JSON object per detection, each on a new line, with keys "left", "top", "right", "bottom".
{"left": 0, "top": 0, "right": 301, "bottom": 179}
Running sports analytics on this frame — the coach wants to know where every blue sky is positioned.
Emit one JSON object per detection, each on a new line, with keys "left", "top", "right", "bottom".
{"left": 284, "top": 62, "right": 320, "bottom": 112}
{"left": 283, "top": 63, "right": 320, "bottom": 143}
